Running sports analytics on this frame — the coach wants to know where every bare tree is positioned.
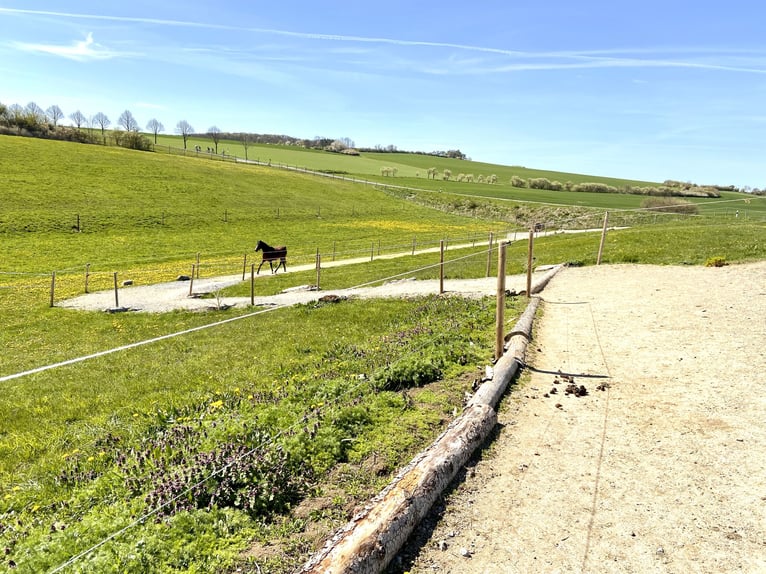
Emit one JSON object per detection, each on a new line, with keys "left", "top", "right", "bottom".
{"left": 118, "top": 109, "right": 139, "bottom": 132}
{"left": 25, "top": 102, "right": 46, "bottom": 127}
{"left": 241, "top": 132, "right": 251, "bottom": 161}
{"left": 92, "top": 112, "right": 110, "bottom": 144}
{"left": 46, "top": 105, "right": 64, "bottom": 128}
{"left": 70, "top": 110, "right": 86, "bottom": 130}
{"left": 146, "top": 118, "right": 164, "bottom": 144}
{"left": 176, "top": 120, "right": 193, "bottom": 150}
{"left": 208, "top": 125, "right": 222, "bottom": 154}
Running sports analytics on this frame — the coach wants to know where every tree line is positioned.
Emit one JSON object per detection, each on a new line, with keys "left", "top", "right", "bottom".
{"left": 0, "top": 99, "right": 472, "bottom": 163}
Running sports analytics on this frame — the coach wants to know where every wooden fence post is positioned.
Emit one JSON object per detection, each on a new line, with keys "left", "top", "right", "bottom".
{"left": 85, "top": 263, "right": 90, "bottom": 294}
{"left": 370, "top": 242, "right": 375, "bottom": 262}
{"left": 496, "top": 242, "right": 507, "bottom": 361}
{"left": 597, "top": 211, "right": 610, "bottom": 265}
{"left": 49, "top": 272, "right": 56, "bottom": 307}
{"left": 526, "top": 228, "right": 534, "bottom": 298}
{"left": 439, "top": 240, "right": 445, "bottom": 295}
{"left": 412, "top": 236, "right": 416, "bottom": 255}
{"left": 250, "top": 264, "right": 255, "bottom": 306}
{"left": 316, "top": 253, "right": 321, "bottom": 290}
{"left": 486, "top": 231, "right": 494, "bottom": 277}
{"left": 242, "top": 253, "right": 247, "bottom": 281}
{"left": 189, "top": 265, "right": 195, "bottom": 297}
{"left": 113, "top": 272, "right": 119, "bottom": 308}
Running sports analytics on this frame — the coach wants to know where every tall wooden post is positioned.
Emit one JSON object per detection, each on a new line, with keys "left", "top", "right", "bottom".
{"left": 526, "top": 229, "right": 534, "bottom": 298}
{"left": 189, "top": 265, "right": 195, "bottom": 297}
{"left": 85, "top": 263, "right": 90, "bottom": 294}
{"left": 597, "top": 211, "right": 610, "bottom": 265}
{"left": 495, "top": 242, "right": 507, "bottom": 360}
{"left": 412, "top": 237, "right": 416, "bottom": 255}
{"left": 439, "top": 240, "right": 445, "bottom": 294}
{"left": 242, "top": 253, "right": 247, "bottom": 281}
{"left": 370, "top": 242, "right": 375, "bottom": 262}
{"left": 316, "top": 253, "right": 321, "bottom": 290}
{"left": 113, "top": 272, "right": 119, "bottom": 308}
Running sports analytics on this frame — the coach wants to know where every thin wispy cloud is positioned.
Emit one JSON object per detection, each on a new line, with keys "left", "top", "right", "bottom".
{"left": 3, "top": 7, "right": 765, "bottom": 75}
{"left": 12, "top": 32, "right": 131, "bottom": 61}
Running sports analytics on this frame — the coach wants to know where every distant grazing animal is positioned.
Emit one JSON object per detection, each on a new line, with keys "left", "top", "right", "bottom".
{"left": 255, "top": 240, "right": 287, "bottom": 274}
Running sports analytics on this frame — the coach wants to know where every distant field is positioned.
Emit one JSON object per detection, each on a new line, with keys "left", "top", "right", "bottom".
{"left": 151, "top": 134, "right": 763, "bottom": 218}
{"left": 153, "top": 133, "right": 655, "bottom": 187}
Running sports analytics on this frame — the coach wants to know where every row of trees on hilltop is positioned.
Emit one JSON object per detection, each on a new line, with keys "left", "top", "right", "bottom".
{"left": 0, "top": 100, "right": 163, "bottom": 151}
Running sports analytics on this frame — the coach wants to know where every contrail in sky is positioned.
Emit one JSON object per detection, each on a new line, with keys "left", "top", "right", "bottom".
{"left": 2, "top": 7, "right": 765, "bottom": 74}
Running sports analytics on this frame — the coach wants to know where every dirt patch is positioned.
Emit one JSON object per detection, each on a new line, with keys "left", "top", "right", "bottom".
{"left": 391, "top": 261, "right": 766, "bottom": 573}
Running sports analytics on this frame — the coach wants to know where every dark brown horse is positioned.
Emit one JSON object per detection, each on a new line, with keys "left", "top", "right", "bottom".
{"left": 255, "top": 240, "right": 287, "bottom": 274}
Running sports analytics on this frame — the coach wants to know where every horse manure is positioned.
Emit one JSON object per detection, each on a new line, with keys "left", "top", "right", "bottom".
{"left": 564, "top": 383, "right": 588, "bottom": 397}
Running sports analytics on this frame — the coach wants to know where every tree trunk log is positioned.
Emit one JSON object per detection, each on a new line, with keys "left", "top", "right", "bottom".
{"left": 300, "top": 264, "right": 564, "bottom": 573}
{"left": 468, "top": 295, "right": 540, "bottom": 409}
{"left": 300, "top": 403, "right": 496, "bottom": 574}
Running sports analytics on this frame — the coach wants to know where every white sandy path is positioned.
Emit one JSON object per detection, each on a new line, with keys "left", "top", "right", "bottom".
{"left": 58, "top": 243, "right": 541, "bottom": 313}
{"left": 395, "top": 261, "right": 766, "bottom": 574}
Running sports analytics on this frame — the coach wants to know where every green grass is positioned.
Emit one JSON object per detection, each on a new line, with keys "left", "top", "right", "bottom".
{"left": 0, "top": 136, "right": 505, "bottom": 274}
{"left": 1, "top": 133, "right": 764, "bottom": 573}
{"left": 151, "top": 134, "right": 765, "bottom": 220}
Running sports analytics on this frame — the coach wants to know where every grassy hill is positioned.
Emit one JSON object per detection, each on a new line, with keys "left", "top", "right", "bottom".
{"left": 1, "top": 136, "right": 508, "bottom": 274}
{"left": 154, "top": 133, "right": 656, "bottom": 187}
{"left": 153, "top": 134, "right": 763, "bottom": 217}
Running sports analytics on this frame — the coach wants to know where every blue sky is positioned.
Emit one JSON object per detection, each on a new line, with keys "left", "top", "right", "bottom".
{"left": 1, "top": 1, "right": 764, "bottom": 188}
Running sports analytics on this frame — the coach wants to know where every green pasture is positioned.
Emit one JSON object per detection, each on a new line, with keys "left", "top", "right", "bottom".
{"left": 153, "top": 133, "right": 655, "bottom": 189}
{"left": 1, "top": 133, "right": 765, "bottom": 573}
{"left": 150, "top": 134, "right": 763, "bottom": 219}
{"left": 0, "top": 136, "right": 505, "bottom": 274}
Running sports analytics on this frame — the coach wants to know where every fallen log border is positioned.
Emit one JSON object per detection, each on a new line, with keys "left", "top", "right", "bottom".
{"left": 299, "top": 265, "right": 564, "bottom": 574}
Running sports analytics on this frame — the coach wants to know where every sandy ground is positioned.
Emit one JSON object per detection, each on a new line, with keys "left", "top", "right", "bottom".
{"left": 57, "top": 268, "right": 538, "bottom": 312}
{"left": 391, "top": 261, "right": 766, "bottom": 574}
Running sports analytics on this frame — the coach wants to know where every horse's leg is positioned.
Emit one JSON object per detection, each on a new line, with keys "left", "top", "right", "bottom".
{"left": 269, "top": 260, "right": 275, "bottom": 274}
{"left": 256, "top": 260, "right": 265, "bottom": 275}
